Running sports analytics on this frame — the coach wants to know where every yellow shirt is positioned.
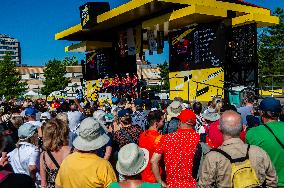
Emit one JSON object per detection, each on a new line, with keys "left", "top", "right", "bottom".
{"left": 55, "top": 152, "right": 117, "bottom": 188}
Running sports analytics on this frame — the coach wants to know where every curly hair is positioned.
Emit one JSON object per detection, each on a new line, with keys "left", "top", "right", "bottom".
{"left": 120, "top": 115, "right": 132, "bottom": 125}
{"left": 43, "top": 119, "right": 69, "bottom": 152}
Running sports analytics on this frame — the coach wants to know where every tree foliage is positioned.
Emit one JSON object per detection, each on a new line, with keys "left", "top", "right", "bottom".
{"left": 62, "top": 56, "right": 79, "bottom": 66}
{"left": 258, "top": 7, "right": 284, "bottom": 88}
{"left": 0, "top": 53, "right": 27, "bottom": 99}
{"left": 158, "top": 61, "right": 170, "bottom": 90}
{"left": 41, "top": 59, "right": 70, "bottom": 96}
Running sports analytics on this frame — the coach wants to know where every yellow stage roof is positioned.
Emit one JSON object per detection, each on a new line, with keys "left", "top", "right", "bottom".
{"left": 65, "top": 41, "right": 112, "bottom": 52}
{"left": 55, "top": 0, "right": 279, "bottom": 43}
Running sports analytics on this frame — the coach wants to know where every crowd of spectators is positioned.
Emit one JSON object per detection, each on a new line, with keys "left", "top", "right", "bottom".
{"left": 0, "top": 93, "right": 283, "bottom": 188}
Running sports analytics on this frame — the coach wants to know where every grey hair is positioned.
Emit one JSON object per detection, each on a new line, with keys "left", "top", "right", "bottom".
{"left": 220, "top": 111, "right": 243, "bottom": 137}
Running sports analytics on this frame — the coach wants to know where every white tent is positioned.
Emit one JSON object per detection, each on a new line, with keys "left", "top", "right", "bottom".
{"left": 24, "top": 90, "right": 39, "bottom": 96}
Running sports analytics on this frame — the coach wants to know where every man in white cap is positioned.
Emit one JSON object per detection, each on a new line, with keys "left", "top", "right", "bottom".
{"left": 55, "top": 117, "right": 117, "bottom": 188}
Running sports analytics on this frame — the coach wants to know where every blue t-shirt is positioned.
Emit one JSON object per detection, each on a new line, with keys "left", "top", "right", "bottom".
{"left": 237, "top": 105, "right": 253, "bottom": 125}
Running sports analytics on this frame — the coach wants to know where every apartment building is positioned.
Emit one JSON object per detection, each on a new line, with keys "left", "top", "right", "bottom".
{"left": 0, "top": 34, "right": 21, "bottom": 64}
{"left": 17, "top": 66, "right": 83, "bottom": 99}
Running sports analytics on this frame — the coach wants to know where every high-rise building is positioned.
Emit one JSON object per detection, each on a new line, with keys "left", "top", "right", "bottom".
{"left": 0, "top": 34, "right": 21, "bottom": 64}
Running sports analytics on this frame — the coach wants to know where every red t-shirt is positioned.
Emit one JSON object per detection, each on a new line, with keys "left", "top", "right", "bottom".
{"left": 139, "top": 130, "right": 162, "bottom": 183}
{"left": 208, "top": 120, "right": 246, "bottom": 147}
{"left": 103, "top": 80, "right": 110, "bottom": 88}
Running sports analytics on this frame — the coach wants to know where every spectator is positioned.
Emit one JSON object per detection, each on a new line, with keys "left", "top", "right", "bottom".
{"left": 131, "top": 98, "right": 149, "bottom": 130}
{"left": 40, "top": 119, "right": 72, "bottom": 188}
{"left": 0, "top": 132, "right": 35, "bottom": 188}
{"left": 237, "top": 91, "right": 255, "bottom": 125}
{"left": 8, "top": 123, "right": 40, "bottom": 185}
{"left": 199, "top": 110, "right": 277, "bottom": 187}
{"left": 163, "top": 101, "right": 184, "bottom": 134}
{"left": 192, "top": 102, "right": 208, "bottom": 134}
{"left": 208, "top": 104, "right": 246, "bottom": 147}
{"left": 246, "top": 97, "right": 284, "bottom": 187}
{"left": 0, "top": 114, "right": 17, "bottom": 152}
{"left": 24, "top": 107, "right": 41, "bottom": 128}
{"left": 139, "top": 110, "right": 164, "bottom": 183}
{"left": 113, "top": 109, "right": 143, "bottom": 149}
{"left": 93, "top": 110, "right": 113, "bottom": 160}
{"left": 202, "top": 107, "right": 220, "bottom": 125}
{"left": 55, "top": 118, "right": 117, "bottom": 188}
{"left": 67, "top": 104, "right": 84, "bottom": 146}
{"left": 109, "top": 143, "right": 161, "bottom": 188}
{"left": 151, "top": 109, "right": 214, "bottom": 188}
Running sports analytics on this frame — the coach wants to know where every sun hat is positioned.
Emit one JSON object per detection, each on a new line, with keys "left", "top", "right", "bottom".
{"left": 177, "top": 109, "right": 197, "bottom": 125}
{"left": 202, "top": 108, "right": 220, "bottom": 122}
{"left": 73, "top": 117, "right": 110, "bottom": 151}
{"left": 166, "top": 101, "right": 185, "bottom": 121}
{"left": 116, "top": 143, "right": 149, "bottom": 176}
{"left": 40, "top": 112, "right": 51, "bottom": 120}
{"left": 18, "top": 123, "right": 37, "bottom": 139}
{"left": 259, "top": 97, "right": 281, "bottom": 113}
{"left": 93, "top": 110, "right": 109, "bottom": 132}
{"left": 93, "top": 110, "right": 106, "bottom": 123}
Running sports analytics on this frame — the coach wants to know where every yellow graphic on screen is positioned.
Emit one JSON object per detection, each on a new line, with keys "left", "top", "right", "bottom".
{"left": 86, "top": 78, "right": 113, "bottom": 101}
{"left": 169, "top": 67, "right": 224, "bottom": 102}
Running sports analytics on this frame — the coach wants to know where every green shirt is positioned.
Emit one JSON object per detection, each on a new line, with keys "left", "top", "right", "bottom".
{"left": 246, "top": 121, "right": 284, "bottom": 187}
{"left": 109, "top": 182, "right": 161, "bottom": 188}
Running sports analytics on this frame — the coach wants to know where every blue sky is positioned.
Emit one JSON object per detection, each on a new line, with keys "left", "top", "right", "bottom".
{"left": 0, "top": 0, "right": 283, "bottom": 66}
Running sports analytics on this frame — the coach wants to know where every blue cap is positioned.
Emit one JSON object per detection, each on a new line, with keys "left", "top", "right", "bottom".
{"left": 134, "top": 98, "right": 143, "bottom": 106}
{"left": 112, "top": 97, "right": 119, "bottom": 104}
{"left": 25, "top": 107, "right": 37, "bottom": 116}
{"left": 18, "top": 123, "right": 37, "bottom": 138}
{"left": 259, "top": 97, "right": 281, "bottom": 113}
{"left": 118, "top": 109, "right": 131, "bottom": 118}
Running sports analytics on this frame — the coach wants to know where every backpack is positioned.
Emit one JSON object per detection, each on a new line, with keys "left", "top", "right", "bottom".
{"left": 0, "top": 170, "right": 11, "bottom": 183}
{"left": 192, "top": 133, "right": 211, "bottom": 185}
{"left": 211, "top": 145, "right": 261, "bottom": 188}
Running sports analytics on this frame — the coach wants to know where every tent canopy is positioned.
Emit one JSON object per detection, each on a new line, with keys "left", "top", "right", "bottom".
{"left": 24, "top": 90, "right": 39, "bottom": 96}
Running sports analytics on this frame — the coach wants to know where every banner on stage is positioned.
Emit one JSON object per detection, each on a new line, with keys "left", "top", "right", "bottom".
{"left": 98, "top": 93, "right": 112, "bottom": 101}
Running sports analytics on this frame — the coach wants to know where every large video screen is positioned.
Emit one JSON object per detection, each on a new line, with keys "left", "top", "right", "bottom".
{"left": 169, "top": 22, "right": 225, "bottom": 72}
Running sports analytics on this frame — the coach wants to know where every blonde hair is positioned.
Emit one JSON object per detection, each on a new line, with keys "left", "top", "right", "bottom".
{"left": 43, "top": 119, "right": 69, "bottom": 152}
{"left": 10, "top": 116, "right": 24, "bottom": 129}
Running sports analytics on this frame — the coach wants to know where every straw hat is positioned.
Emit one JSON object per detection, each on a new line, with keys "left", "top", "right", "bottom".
{"left": 166, "top": 101, "right": 184, "bottom": 121}
{"left": 116, "top": 143, "right": 149, "bottom": 176}
{"left": 73, "top": 118, "right": 109, "bottom": 151}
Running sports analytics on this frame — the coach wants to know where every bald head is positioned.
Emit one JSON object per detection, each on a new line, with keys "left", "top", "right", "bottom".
{"left": 220, "top": 110, "right": 242, "bottom": 137}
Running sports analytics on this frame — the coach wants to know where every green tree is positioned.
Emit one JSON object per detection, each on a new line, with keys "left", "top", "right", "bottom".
{"left": 41, "top": 59, "right": 70, "bottom": 96}
{"left": 258, "top": 7, "right": 284, "bottom": 88}
{"left": 0, "top": 53, "right": 27, "bottom": 99}
{"left": 158, "top": 61, "right": 170, "bottom": 90}
{"left": 62, "top": 56, "right": 79, "bottom": 66}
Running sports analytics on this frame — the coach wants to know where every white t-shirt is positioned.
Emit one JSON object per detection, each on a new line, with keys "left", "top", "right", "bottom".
{"left": 8, "top": 142, "right": 40, "bottom": 175}
{"left": 67, "top": 111, "right": 84, "bottom": 132}
{"left": 27, "top": 120, "right": 42, "bottom": 128}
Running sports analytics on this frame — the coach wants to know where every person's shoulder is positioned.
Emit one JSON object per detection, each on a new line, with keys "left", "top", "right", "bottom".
{"left": 206, "top": 148, "right": 229, "bottom": 161}
{"left": 246, "top": 124, "right": 265, "bottom": 135}
{"left": 109, "top": 182, "right": 120, "bottom": 188}
{"left": 249, "top": 144, "right": 268, "bottom": 155}
{"left": 142, "top": 182, "right": 162, "bottom": 188}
